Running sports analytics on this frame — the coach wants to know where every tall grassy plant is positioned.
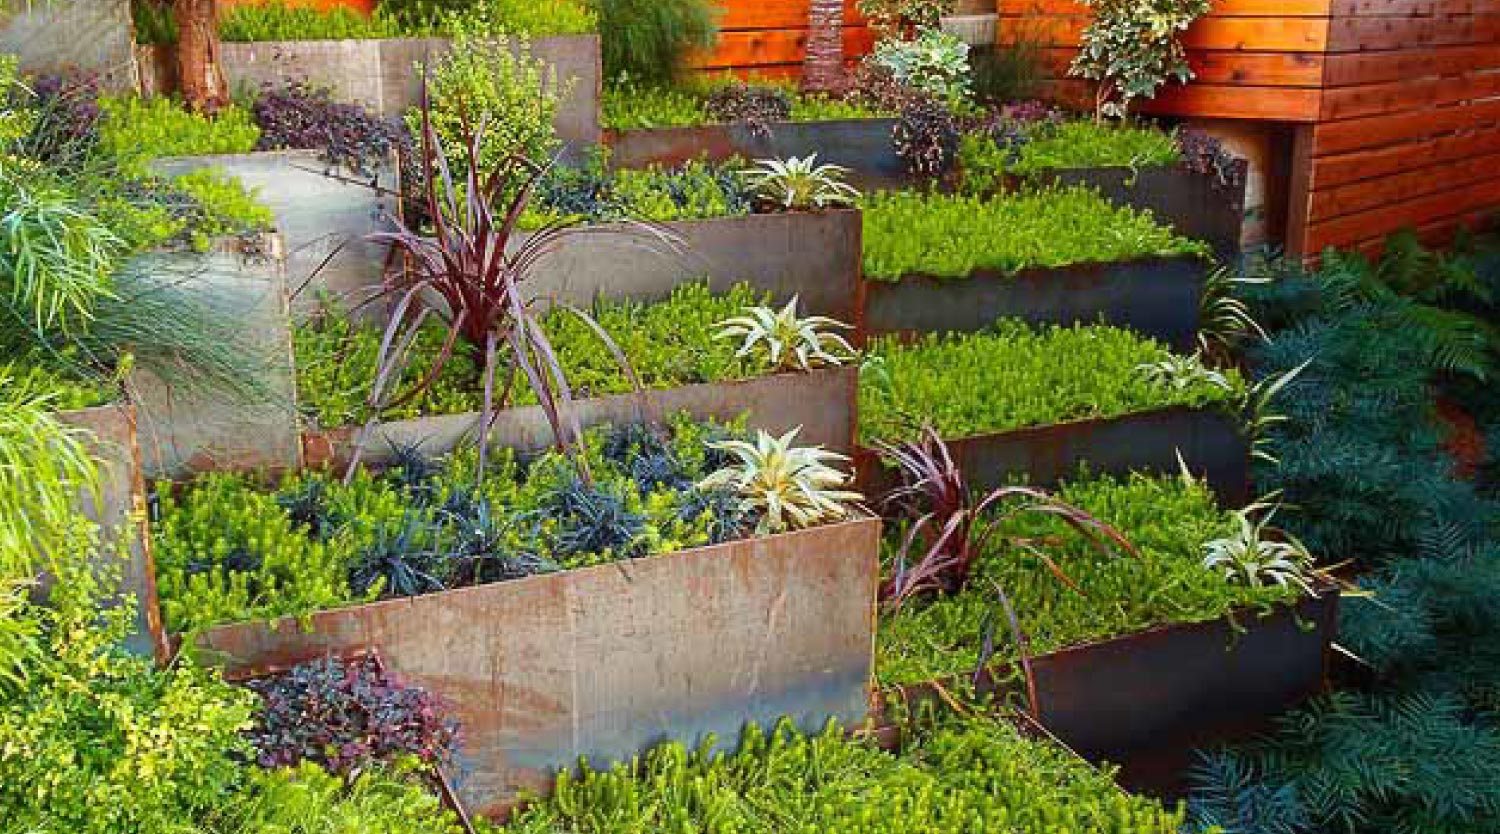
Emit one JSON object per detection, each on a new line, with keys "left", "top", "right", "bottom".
{"left": 0, "top": 174, "right": 121, "bottom": 336}
{"left": 590, "top": 0, "right": 718, "bottom": 84}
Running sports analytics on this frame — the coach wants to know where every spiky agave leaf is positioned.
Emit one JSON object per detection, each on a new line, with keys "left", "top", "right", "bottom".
{"left": 1202, "top": 502, "right": 1317, "bottom": 595}
{"left": 740, "top": 154, "right": 861, "bottom": 211}
{"left": 713, "top": 296, "right": 855, "bottom": 373}
{"left": 697, "top": 427, "right": 862, "bottom": 535}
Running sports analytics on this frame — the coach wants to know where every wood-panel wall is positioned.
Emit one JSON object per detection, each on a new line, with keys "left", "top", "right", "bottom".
{"left": 1294, "top": 3, "right": 1500, "bottom": 255}
{"left": 691, "top": 0, "right": 875, "bottom": 76}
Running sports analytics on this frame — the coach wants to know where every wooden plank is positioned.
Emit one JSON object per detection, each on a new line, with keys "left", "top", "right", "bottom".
{"left": 1310, "top": 125, "right": 1500, "bottom": 188}
{"left": 1042, "top": 79, "right": 1323, "bottom": 120}
{"left": 1287, "top": 125, "right": 1316, "bottom": 259}
{"left": 1303, "top": 172, "right": 1500, "bottom": 252}
{"left": 998, "top": 0, "right": 1331, "bottom": 15}
{"left": 1312, "top": 98, "right": 1500, "bottom": 155}
{"left": 1326, "top": 13, "right": 1500, "bottom": 51}
{"left": 1309, "top": 148, "right": 1500, "bottom": 221}
{"left": 1323, "top": 44, "right": 1500, "bottom": 85}
{"left": 1331, "top": 0, "right": 1491, "bottom": 16}
{"left": 715, "top": 0, "right": 865, "bottom": 30}
{"left": 1320, "top": 69, "right": 1500, "bottom": 120}
{"left": 1031, "top": 47, "right": 1326, "bottom": 87}
{"left": 696, "top": 25, "right": 875, "bottom": 68}
{"left": 995, "top": 15, "right": 1330, "bottom": 52}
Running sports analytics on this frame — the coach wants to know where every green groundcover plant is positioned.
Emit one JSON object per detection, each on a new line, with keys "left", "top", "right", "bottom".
{"left": 215, "top": 0, "right": 596, "bottom": 42}
{"left": 296, "top": 282, "right": 779, "bottom": 426}
{"left": 498, "top": 713, "right": 1191, "bottom": 832}
{"left": 878, "top": 471, "right": 1300, "bottom": 686}
{"left": 861, "top": 186, "right": 1206, "bottom": 281}
{"left": 154, "top": 414, "right": 860, "bottom": 633}
{"left": 859, "top": 320, "right": 1243, "bottom": 444}
{"left": 601, "top": 77, "right": 894, "bottom": 131}
{"left": 958, "top": 118, "right": 1181, "bottom": 194}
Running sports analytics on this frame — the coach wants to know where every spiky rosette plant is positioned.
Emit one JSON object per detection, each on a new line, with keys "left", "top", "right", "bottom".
{"left": 713, "top": 297, "right": 856, "bottom": 374}
{"left": 1203, "top": 501, "right": 1318, "bottom": 595}
{"left": 697, "top": 427, "right": 862, "bottom": 534}
{"left": 741, "top": 154, "right": 861, "bottom": 211}
{"left": 877, "top": 426, "right": 1137, "bottom": 607}
{"left": 360, "top": 89, "right": 675, "bottom": 482}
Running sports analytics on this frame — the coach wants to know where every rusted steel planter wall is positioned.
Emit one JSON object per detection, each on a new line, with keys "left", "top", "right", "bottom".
{"left": 857, "top": 406, "right": 1251, "bottom": 507}
{"left": 136, "top": 35, "right": 602, "bottom": 147}
{"left": 513, "top": 209, "right": 863, "bottom": 325}
{"left": 893, "top": 591, "right": 1337, "bottom": 764}
{"left": 607, "top": 119, "right": 907, "bottom": 191}
{"left": 860, "top": 255, "right": 1208, "bottom": 351}
{"left": 55, "top": 404, "right": 164, "bottom": 659}
{"left": 193, "top": 515, "right": 882, "bottom": 817}
{"left": 304, "top": 366, "right": 860, "bottom": 469}
{"left": 1037, "top": 167, "right": 1246, "bottom": 264}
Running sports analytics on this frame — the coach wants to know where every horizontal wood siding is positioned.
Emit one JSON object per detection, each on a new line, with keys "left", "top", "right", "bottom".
{"left": 995, "top": 0, "right": 1332, "bottom": 121}
{"left": 1293, "top": 0, "right": 1500, "bottom": 255}
{"left": 692, "top": 0, "right": 875, "bottom": 75}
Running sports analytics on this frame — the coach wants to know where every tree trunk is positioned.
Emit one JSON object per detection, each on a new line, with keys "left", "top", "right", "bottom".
{"left": 174, "top": 0, "right": 227, "bottom": 113}
{"left": 802, "top": 0, "right": 846, "bottom": 92}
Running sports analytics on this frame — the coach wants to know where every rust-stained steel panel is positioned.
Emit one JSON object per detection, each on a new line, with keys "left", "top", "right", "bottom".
{"left": 54, "top": 404, "right": 165, "bottom": 659}
{"left": 857, "top": 406, "right": 1251, "bottom": 508}
{"left": 1042, "top": 167, "right": 1247, "bottom": 264}
{"left": 889, "top": 591, "right": 1336, "bottom": 765}
{"left": 861, "top": 255, "right": 1209, "bottom": 351}
{"left": 194, "top": 516, "right": 882, "bottom": 817}
{"left": 304, "top": 366, "right": 860, "bottom": 469}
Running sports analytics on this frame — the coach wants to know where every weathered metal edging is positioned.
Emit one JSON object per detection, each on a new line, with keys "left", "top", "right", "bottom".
{"left": 860, "top": 254, "right": 1209, "bottom": 350}
{"left": 191, "top": 514, "right": 882, "bottom": 818}
{"left": 857, "top": 405, "right": 1251, "bottom": 508}
{"left": 884, "top": 590, "right": 1337, "bottom": 765}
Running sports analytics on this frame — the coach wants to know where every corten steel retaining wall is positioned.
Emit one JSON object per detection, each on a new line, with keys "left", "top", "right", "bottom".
{"left": 860, "top": 255, "right": 1208, "bottom": 351}
{"left": 192, "top": 515, "right": 883, "bottom": 817}
{"left": 304, "top": 365, "right": 859, "bottom": 470}
{"left": 606, "top": 120, "right": 1247, "bottom": 259}
{"left": 857, "top": 406, "right": 1252, "bottom": 508}
{"left": 54, "top": 404, "right": 165, "bottom": 659}
{"left": 891, "top": 590, "right": 1338, "bottom": 765}
{"left": 136, "top": 35, "right": 601, "bottom": 148}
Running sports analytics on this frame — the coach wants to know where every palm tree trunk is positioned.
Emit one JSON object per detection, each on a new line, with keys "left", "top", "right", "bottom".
{"left": 174, "top": 0, "right": 227, "bottom": 113}
{"left": 802, "top": 0, "right": 846, "bottom": 92}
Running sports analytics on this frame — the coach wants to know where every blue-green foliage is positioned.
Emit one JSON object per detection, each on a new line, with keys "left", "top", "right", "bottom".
{"left": 1187, "top": 232, "right": 1500, "bottom": 834}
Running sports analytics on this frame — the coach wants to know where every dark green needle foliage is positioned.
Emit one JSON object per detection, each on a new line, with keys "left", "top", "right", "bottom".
{"left": 1188, "top": 232, "right": 1500, "bottom": 834}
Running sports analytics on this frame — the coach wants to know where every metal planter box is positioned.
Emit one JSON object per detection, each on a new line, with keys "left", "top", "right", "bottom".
{"left": 892, "top": 591, "right": 1337, "bottom": 764}
{"left": 192, "top": 514, "right": 882, "bottom": 818}
{"left": 137, "top": 35, "right": 602, "bottom": 147}
{"left": 857, "top": 406, "right": 1251, "bottom": 508}
{"left": 860, "top": 254, "right": 1208, "bottom": 351}
{"left": 1039, "top": 166, "right": 1247, "bottom": 264}
{"left": 54, "top": 403, "right": 164, "bottom": 658}
{"left": 303, "top": 366, "right": 860, "bottom": 469}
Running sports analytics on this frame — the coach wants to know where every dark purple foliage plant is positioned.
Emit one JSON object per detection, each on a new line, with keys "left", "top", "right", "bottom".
{"left": 245, "top": 655, "right": 458, "bottom": 775}
{"left": 252, "top": 82, "right": 412, "bottom": 177}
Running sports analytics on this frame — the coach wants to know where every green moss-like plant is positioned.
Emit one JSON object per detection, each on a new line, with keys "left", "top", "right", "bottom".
{"left": 217, "top": 0, "right": 596, "bottom": 41}
{"left": 295, "top": 282, "right": 773, "bottom": 427}
{"left": 859, "top": 320, "right": 1242, "bottom": 444}
{"left": 958, "top": 119, "right": 1181, "bottom": 194}
{"left": 601, "top": 78, "right": 893, "bottom": 131}
{"left": 499, "top": 715, "right": 1189, "bottom": 832}
{"left": 96, "top": 96, "right": 260, "bottom": 176}
{"left": 862, "top": 186, "right": 1205, "bottom": 281}
{"left": 878, "top": 471, "right": 1299, "bottom": 686}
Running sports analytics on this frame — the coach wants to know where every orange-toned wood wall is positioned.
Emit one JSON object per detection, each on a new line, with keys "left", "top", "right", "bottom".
{"left": 220, "top": 0, "right": 377, "bottom": 11}
{"left": 996, "top": 0, "right": 1500, "bottom": 255}
{"left": 691, "top": 1, "right": 875, "bottom": 76}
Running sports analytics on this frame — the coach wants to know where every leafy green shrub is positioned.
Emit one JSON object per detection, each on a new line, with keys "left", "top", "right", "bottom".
{"left": 96, "top": 95, "right": 260, "bottom": 174}
{"left": 0, "top": 538, "right": 258, "bottom": 832}
{"left": 860, "top": 186, "right": 1206, "bottom": 281}
{"left": 216, "top": 758, "right": 470, "bottom": 833}
{"left": 152, "top": 415, "right": 838, "bottom": 631}
{"left": 869, "top": 29, "right": 973, "bottom": 105}
{"left": 219, "top": 0, "right": 400, "bottom": 41}
{"left": 601, "top": 78, "right": 894, "bottom": 131}
{"left": 170, "top": 167, "right": 277, "bottom": 248}
{"left": 590, "top": 0, "right": 718, "bottom": 84}
{"left": 859, "top": 320, "right": 1243, "bottom": 443}
{"left": 296, "top": 282, "right": 769, "bottom": 427}
{"left": 1070, "top": 0, "right": 1211, "bottom": 119}
{"left": 499, "top": 715, "right": 1188, "bottom": 832}
{"left": 411, "top": 34, "right": 570, "bottom": 176}
{"left": 878, "top": 471, "right": 1297, "bottom": 685}
{"left": 958, "top": 119, "right": 1181, "bottom": 193}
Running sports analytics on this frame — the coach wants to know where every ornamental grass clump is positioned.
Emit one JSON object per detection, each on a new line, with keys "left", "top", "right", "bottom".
{"left": 859, "top": 320, "right": 1244, "bottom": 444}
{"left": 860, "top": 186, "right": 1206, "bottom": 281}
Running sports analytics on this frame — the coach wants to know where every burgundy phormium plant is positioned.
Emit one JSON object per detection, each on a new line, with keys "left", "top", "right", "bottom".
{"left": 877, "top": 426, "right": 1139, "bottom": 608}
{"left": 355, "top": 91, "right": 671, "bottom": 482}
{"left": 245, "top": 655, "right": 457, "bottom": 776}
